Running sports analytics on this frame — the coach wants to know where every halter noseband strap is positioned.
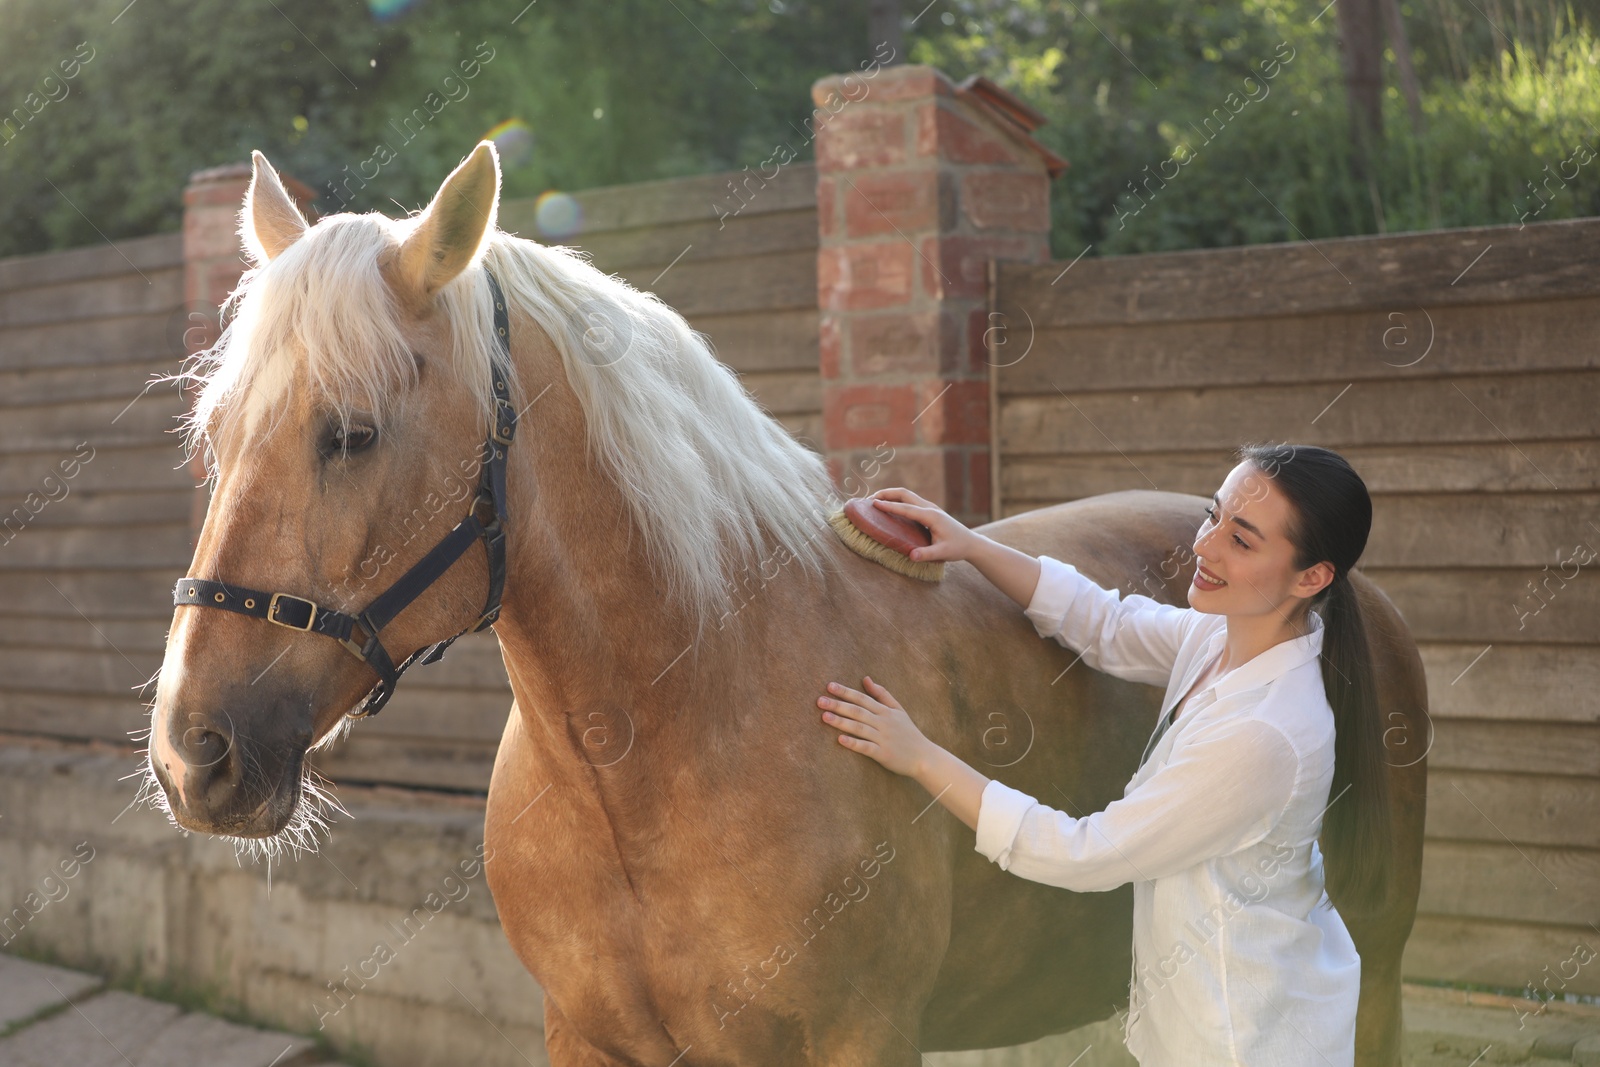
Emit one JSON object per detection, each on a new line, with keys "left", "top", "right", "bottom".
{"left": 171, "top": 268, "right": 519, "bottom": 719}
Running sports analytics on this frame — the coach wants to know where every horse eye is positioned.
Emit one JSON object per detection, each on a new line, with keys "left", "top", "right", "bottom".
{"left": 329, "top": 423, "right": 377, "bottom": 456}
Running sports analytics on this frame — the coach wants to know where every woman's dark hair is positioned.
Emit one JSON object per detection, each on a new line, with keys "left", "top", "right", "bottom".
{"left": 1235, "top": 442, "right": 1391, "bottom": 916}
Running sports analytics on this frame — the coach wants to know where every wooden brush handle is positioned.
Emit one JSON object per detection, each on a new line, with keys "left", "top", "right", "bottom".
{"left": 842, "top": 497, "right": 932, "bottom": 558}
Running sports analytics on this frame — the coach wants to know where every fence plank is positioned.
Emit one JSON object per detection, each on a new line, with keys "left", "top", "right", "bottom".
{"left": 1428, "top": 720, "right": 1599, "bottom": 777}
{"left": 0, "top": 233, "right": 183, "bottom": 293}
{"left": 997, "top": 295, "right": 1600, "bottom": 395}
{"left": 619, "top": 249, "right": 818, "bottom": 317}
{"left": 1362, "top": 568, "right": 1600, "bottom": 644}
{"left": 0, "top": 314, "right": 178, "bottom": 371}
{"left": 0, "top": 448, "right": 196, "bottom": 495}
{"left": 999, "top": 440, "right": 1600, "bottom": 503}
{"left": 499, "top": 163, "right": 817, "bottom": 235}
{"left": 0, "top": 268, "right": 184, "bottom": 330}
{"left": 1427, "top": 770, "right": 1600, "bottom": 849}
{"left": 546, "top": 208, "right": 817, "bottom": 273}
{"left": 998, "top": 217, "right": 1600, "bottom": 327}
{"left": 1421, "top": 644, "right": 1600, "bottom": 724}
{"left": 1418, "top": 840, "right": 1599, "bottom": 926}
{"left": 0, "top": 360, "right": 187, "bottom": 409}
{"left": 689, "top": 308, "right": 821, "bottom": 374}
{"left": 997, "top": 370, "right": 1600, "bottom": 455}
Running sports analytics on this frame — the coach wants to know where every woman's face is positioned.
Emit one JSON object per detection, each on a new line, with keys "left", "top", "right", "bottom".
{"left": 1187, "top": 461, "right": 1333, "bottom": 619}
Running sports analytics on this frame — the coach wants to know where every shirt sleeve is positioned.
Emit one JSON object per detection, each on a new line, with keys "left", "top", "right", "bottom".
{"left": 973, "top": 717, "right": 1299, "bottom": 893}
{"left": 1025, "top": 554, "right": 1201, "bottom": 687}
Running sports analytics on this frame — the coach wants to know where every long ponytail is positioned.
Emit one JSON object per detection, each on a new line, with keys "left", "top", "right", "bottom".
{"left": 1236, "top": 443, "right": 1392, "bottom": 916}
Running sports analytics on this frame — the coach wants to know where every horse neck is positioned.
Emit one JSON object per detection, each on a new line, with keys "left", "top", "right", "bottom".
{"left": 484, "top": 339, "right": 748, "bottom": 735}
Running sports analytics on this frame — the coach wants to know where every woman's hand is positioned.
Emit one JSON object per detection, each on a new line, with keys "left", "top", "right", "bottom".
{"left": 867, "top": 487, "right": 981, "bottom": 565}
{"left": 818, "top": 676, "right": 933, "bottom": 778}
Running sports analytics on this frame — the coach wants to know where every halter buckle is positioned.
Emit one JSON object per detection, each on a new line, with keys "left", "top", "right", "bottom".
{"left": 491, "top": 397, "right": 516, "bottom": 446}
{"left": 267, "top": 592, "right": 318, "bottom": 632}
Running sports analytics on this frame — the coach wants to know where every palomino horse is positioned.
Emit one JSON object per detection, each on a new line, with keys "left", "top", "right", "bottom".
{"left": 146, "top": 142, "right": 1427, "bottom": 1064}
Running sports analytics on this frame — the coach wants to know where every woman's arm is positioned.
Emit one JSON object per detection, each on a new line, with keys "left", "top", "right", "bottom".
{"left": 819, "top": 676, "right": 1301, "bottom": 894}
{"left": 819, "top": 678, "right": 989, "bottom": 830}
{"left": 868, "top": 487, "right": 1201, "bottom": 685}
{"left": 972, "top": 715, "right": 1298, "bottom": 892}
{"left": 867, "top": 487, "right": 1041, "bottom": 607}
{"left": 964, "top": 532, "right": 1043, "bottom": 611}
{"left": 1023, "top": 555, "right": 1200, "bottom": 687}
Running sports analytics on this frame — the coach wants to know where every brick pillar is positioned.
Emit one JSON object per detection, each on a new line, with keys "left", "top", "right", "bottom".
{"left": 180, "top": 162, "right": 316, "bottom": 537}
{"left": 813, "top": 65, "right": 1064, "bottom": 527}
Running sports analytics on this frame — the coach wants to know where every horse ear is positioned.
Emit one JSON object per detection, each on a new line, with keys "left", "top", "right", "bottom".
{"left": 394, "top": 140, "right": 501, "bottom": 302}
{"left": 242, "top": 150, "right": 308, "bottom": 265}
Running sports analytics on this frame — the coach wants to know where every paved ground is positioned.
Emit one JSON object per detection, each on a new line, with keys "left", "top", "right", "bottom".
{"left": 925, "top": 981, "right": 1600, "bottom": 1067}
{"left": 0, "top": 954, "right": 344, "bottom": 1067}
{"left": 3, "top": 950, "right": 1597, "bottom": 1066}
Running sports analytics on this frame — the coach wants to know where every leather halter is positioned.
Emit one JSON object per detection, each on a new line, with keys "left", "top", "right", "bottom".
{"left": 172, "top": 269, "right": 518, "bottom": 719}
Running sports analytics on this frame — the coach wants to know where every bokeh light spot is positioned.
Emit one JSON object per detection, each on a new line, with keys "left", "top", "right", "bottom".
{"left": 485, "top": 118, "right": 535, "bottom": 168}
{"left": 535, "top": 191, "right": 582, "bottom": 239}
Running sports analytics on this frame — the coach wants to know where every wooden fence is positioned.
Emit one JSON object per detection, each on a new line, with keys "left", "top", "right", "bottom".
{"left": 0, "top": 233, "right": 191, "bottom": 750}
{"left": 0, "top": 162, "right": 822, "bottom": 794}
{"left": 990, "top": 215, "right": 1600, "bottom": 994}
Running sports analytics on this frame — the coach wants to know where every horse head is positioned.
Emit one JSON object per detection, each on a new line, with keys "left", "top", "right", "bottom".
{"left": 146, "top": 143, "right": 513, "bottom": 851}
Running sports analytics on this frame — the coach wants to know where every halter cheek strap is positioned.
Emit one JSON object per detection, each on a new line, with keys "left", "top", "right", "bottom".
{"left": 172, "top": 268, "right": 518, "bottom": 719}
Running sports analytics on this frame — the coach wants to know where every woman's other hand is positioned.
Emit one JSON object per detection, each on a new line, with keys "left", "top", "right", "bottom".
{"left": 868, "top": 487, "right": 979, "bottom": 564}
{"left": 818, "top": 676, "right": 933, "bottom": 778}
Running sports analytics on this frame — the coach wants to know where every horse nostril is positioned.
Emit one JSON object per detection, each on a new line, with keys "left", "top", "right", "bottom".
{"left": 181, "top": 726, "right": 232, "bottom": 770}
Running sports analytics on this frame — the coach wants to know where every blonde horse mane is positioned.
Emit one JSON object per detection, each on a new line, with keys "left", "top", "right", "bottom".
{"left": 179, "top": 212, "right": 841, "bottom": 630}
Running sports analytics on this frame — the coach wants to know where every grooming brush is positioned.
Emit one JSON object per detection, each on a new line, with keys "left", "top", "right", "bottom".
{"left": 827, "top": 497, "right": 946, "bottom": 582}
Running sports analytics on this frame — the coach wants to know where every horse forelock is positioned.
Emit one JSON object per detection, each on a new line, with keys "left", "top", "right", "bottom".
{"left": 177, "top": 212, "right": 502, "bottom": 466}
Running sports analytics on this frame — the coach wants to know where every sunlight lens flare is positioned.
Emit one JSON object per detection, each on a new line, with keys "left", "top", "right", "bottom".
{"left": 365, "top": 0, "right": 423, "bottom": 22}
{"left": 535, "top": 190, "right": 582, "bottom": 238}
{"left": 484, "top": 118, "right": 535, "bottom": 167}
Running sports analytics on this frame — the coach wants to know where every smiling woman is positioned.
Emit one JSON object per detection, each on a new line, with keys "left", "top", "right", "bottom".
{"left": 819, "top": 444, "right": 1397, "bottom": 1066}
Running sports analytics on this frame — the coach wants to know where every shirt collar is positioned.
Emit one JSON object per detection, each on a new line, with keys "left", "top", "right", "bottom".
{"left": 1199, "top": 608, "right": 1325, "bottom": 703}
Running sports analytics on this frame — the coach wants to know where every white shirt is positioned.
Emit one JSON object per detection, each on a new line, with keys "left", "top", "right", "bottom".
{"left": 974, "top": 555, "right": 1361, "bottom": 1066}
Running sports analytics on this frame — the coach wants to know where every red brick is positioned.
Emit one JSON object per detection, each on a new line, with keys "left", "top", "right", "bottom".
{"left": 914, "top": 378, "right": 989, "bottom": 446}
{"left": 914, "top": 102, "right": 1031, "bottom": 168}
{"left": 834, "top": 444, "right": 901, "bottom": 499}
{"left": 812, "top": 65, "right": 942, "bottom": 109}
{"left": 867, "top": 447, "right": 953, "bottom": 510}
{"left": 184, "top": 179, "right": 251, "bottom": 209}
{"left": 817, "top": 175, "right": 838, "bottom": 239}
{"left": 918, "top": 234, "right": 1043, "bottom": 301}
{"left": 933, "top": 447, "right": 995, "bottom": 525}
{"left": 818, "top": 242, "right": 916, "bottom": 311}
{"left": 865, "top": 65, "right": 955, "bottom": 105}
{"left": 823, "top": 383, "right": 920, "bottom": 449}
{"left": 815, "top": 109, "right": 908, "bottom": 171}
{"left": 184, "top": 207, "right": 244, "bottom": 261}
{"left": 849, "top": 311, "right": 936, "bottom": 377}
{"left": 842, "top": 170, "right": 949, "bottom": 238}
{"left": 961, "top": 171, "right": 1051, "bottom": 233}
{"left": 966, "top": 306, "right": 994, "bottom": 374}
{"left": 819, "top": 314, "right": 843, "bottom": 381}
{"left": 825, "top": 455, "right": 846, "bottom": 492}
{"left": 968, "top": 449, "right": 993, "bottom": 522}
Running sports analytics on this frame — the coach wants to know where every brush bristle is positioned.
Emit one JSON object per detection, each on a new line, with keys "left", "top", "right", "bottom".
{"left": 826, "top": 508, "right": 946, "bottom": 582}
